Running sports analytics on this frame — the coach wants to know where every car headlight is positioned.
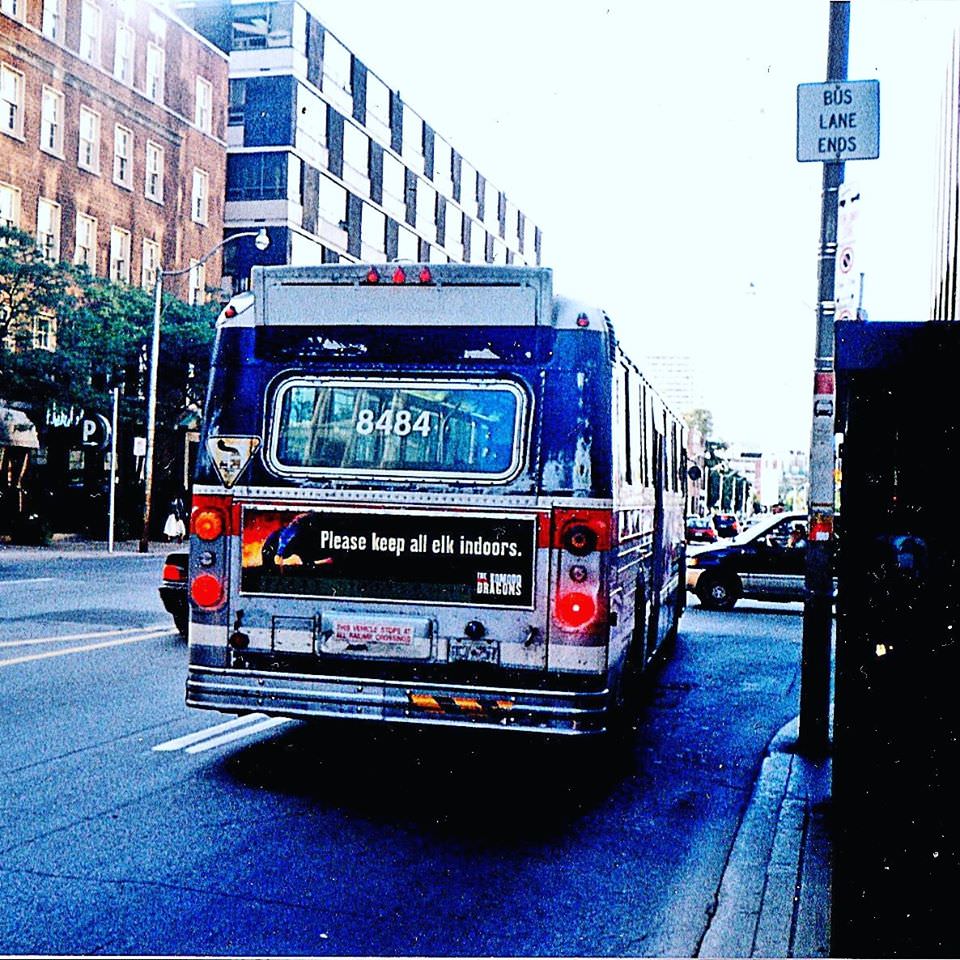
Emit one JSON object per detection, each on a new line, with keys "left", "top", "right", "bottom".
{"left": 688, "top": 556, "right": 700, "bottom": 567}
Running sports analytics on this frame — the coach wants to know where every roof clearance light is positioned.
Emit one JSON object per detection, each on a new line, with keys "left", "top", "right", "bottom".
{"left": 392, "top": 267, "right": 407, "bottom": 284}
{"left": 576, "top": 313, "right": 590, "bottom": 328}
{"left": 223, "top": 304, "right": 238, "bottom": 319}
{"left": 366, "top": 268, "right": 380, "bottom": 284}
{"left": 418, "top": 267, "right": 432, "bottom": 284}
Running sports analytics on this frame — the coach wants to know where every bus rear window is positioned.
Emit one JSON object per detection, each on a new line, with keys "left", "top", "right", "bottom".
{"left": 268, "top": 378, "right": 527, "bottom": 482}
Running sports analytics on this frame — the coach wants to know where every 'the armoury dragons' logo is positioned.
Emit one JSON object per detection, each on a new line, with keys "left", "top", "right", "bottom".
{"left": 207, "top": 435, "right": 261, "bottom": 488}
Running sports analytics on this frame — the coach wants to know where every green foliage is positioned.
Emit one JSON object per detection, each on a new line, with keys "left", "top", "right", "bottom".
{"left": 684, "top": 407, "right": 714, "bottom": 442}
{"left": 0, "top": 228, "right": 217, "bottom": 423}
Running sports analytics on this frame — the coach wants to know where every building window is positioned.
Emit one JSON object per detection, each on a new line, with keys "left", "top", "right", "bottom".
{"left": 113, "top": 125, "right": 133, "bottom": 188}
{"left": 317, "top": 174, "right": 347, "bottom": 225}
{"left": 401, "top": 105, "right": 422, "bottom": 164}
{"left": 228, "top": 79, "right": 245, "bottom": 126}
{"left": 381, "top": 151, "right": 405, "bottom": 218}
{"left": 366, "top": 72, "right": 389, "bottom": 128}
{"left": 226, "top": 152, "right": 286, "bottom": 201}
{"left": 0, "top": 0, "right": 23, "bottom": 21}
{"left": 0, "top": 64, "right": 24, "bottom": 139}
{"left": 32, "top": 314, "right": 56, "bottom": 351}
{"left": 188, "top": 259, "right": 205, "bottom": 305}
{"left": 141, "top": 238, "right": 159, "bottom": 289}
{"left": 231, "top": 2, "right": 292, "bottom": 49}
{"left": 0, "top": 181, "right": 21, "bottom": 228}
{"left": 114, "top": 22, "right": 135, "bottom": 84}
{"left": 75, "top": 213, "right": 97, "bottom": 270}
{"left": 41, "top": 0, "right": 62, "bottom": 38}
{"left": 360, "top": 203, "right": 384, "bottom": 255}
{"left": 145, "top": 141, "right": 164, "bottom": 202}
{"left": 433, "top": 136, "right": 452, "bottom": 195}
{"left": 191, "top": 168, "right": 209, "bottom": 223}
{"left": 322, "top": 32, "right": 351, "bottom": 93}
{"left": 78, "top": 107, "right": 100, "bottom": 173}
{"left": 109, "top": 226, "right": 130, "bottom": 283}
{"left": 195, "top": 77, "right": 213, "bottom": 133}
{"left": 397, "top": 224, "right": 417, "bottom": 261}
{"left": 416, "top": 180, "right": 436, "bottom": 237}
{"left": 40, "top": 87, "right": 64, "bottom": 156}
{"left": 342, "top": 123, "right": 369, "bottom": 190}
{"left": 79, "top": 1, "right": 101, "bottom": 64}
{"left": 36, "top": 198, "right": 61, "bottom": 262}
{"left": 146, "top": 43, "right": 164, "bottom": 104}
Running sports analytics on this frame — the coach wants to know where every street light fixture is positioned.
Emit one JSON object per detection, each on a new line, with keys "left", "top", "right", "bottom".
{"left": 139, "top": 228, "right": 269, "bottom": 552}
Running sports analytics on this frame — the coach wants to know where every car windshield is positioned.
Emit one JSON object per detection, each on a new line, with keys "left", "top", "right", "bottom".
{"left": 733, "top": 513, "right": 805, "bottom": 544}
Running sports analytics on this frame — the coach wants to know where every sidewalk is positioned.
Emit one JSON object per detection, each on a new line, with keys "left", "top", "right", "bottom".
{"left": 0, "top": 533, "right": 172, "bottom": 556}
{"left": 698, "top": 717, "right": 832, "bottom": 958}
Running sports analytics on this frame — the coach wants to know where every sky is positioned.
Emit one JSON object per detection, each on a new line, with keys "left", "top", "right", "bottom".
{"left": 308, "top": 0, "right": 960, "bottom": 453}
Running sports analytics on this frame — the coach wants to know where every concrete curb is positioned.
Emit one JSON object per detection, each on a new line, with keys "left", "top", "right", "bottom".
{"left": 0, "top": 538, "right": 170, "bottom": 558}
{"left": 698, "top": 717, "right": 832, "bottom": 958}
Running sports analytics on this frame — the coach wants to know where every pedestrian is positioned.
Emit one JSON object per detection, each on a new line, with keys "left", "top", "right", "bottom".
{"left": 164, "top": 493, "right": 187, "bottom": 543}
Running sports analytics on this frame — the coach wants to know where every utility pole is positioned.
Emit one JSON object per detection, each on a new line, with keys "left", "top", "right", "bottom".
{"left": 799, "top": 0, "right": 849, "bottom": 756}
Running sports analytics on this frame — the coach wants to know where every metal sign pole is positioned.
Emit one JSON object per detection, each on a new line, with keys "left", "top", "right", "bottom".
{"left": 799, "top": 0, "right": 849, "bottom": 757}
{"left": 108, "top": 386, "right": 119, "bottom": 553}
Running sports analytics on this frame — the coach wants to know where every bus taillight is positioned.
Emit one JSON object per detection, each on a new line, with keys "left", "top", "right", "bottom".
{"left": 553, "top": 509, "right": 612, "bottom": 552}
{"left": 191, "top": 572, "right": 224, "bottom": 608}
{"left": 191, "top": 495, "right": 236, "bottom": 540}
{"left": 555, "top": 591, "right": 598, "bottom": 629}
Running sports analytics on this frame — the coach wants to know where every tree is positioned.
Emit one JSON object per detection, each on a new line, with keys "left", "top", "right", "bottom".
{"left": 0, "top": 227, "right": 79, "bottom": 397}
{"left": 0, "top": 227, "right": 219, "bottom": 534}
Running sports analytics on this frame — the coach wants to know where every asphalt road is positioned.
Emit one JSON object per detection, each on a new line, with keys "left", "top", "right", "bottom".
{"left": 0, "top": 550, "right": 802, "bottom": 956}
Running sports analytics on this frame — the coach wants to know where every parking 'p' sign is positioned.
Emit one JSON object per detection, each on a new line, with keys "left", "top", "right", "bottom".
{"left": 797, "top": 80, "right": 880, "bottom": 162}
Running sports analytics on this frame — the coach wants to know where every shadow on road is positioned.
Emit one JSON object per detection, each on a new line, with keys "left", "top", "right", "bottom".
{"left": 220, "top": 714, "right": 650, "bottom": 843}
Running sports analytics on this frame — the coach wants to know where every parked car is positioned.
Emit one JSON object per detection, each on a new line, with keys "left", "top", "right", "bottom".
{"left": 687, "top": 511, "right": 814, "bottom": 610}
{"left": 712, "top": 513, "right": 740, "bottom": 538}
{"left": 686, "top": 515, "right": 718, "bottom": 544}
{"left": 159, "top": 550, "right": 188, "bottom": 637}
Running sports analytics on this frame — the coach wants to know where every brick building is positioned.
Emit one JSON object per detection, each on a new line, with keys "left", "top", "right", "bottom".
{"left": 0, "top": 0, "right": 228, "bottom": 314}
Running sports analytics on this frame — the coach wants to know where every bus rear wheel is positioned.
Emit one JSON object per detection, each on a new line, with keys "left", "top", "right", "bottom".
{"left": 697, "top": 574, "right": 739, "bottom": 611}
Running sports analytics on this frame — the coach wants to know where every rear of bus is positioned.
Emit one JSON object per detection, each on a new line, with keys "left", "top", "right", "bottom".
{"left": 186, "top": 264, "right": 619, "bottom": 735}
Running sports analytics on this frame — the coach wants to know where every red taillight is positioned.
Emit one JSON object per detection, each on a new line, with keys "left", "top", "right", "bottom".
{"left": 418, "top": 267, "right": 432, "bottom": 283}
{"left": 191, "top": 573, "right": 223, "bottom": 608}
{"left": 555, "top": 591, "right": 597, "bottom": 629}
{"left": 392, "top": 267, "right": 406, "bottom": 284}
{"left": 366, "top": 268, "right": 380, "bottom": 283}
{"left": 553, "top": 509, "right": 612, "bottom": 552}
{"left": 162, "top": 563, "right": 185, "bottom": 582}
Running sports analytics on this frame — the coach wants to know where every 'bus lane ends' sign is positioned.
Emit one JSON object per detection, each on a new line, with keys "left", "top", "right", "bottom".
{"left": 797, "top": 80, "right": 880, "bottom": 162}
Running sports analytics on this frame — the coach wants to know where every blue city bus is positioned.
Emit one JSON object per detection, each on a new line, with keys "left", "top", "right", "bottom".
{"left": 185, "top": 264, "right": 686, "bottom": 736}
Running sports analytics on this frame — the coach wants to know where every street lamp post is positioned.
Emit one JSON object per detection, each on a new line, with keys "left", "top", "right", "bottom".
{"left": 139, "top": 228, "right": 269, "bottom": 552}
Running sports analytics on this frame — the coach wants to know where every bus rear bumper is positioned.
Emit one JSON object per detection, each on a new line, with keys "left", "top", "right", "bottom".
{"left": 186, "top": 665, "right": 610, "bottom": 736}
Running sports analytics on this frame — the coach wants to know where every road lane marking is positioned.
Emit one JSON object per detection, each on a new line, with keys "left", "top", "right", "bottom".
{"left": 0, "top": 624, "right": 172, "bottom": 650}
{"left": 0, "top": 628, "right": 174, "bottom": 668}
{"left": 153, "top": 714, "right": 272, "bottom": 752}
{"left": 0, "top": 578, "right": 56, "bottom": 587}
{"left": 184, "top": 716, "right": 291, "bottom": 754}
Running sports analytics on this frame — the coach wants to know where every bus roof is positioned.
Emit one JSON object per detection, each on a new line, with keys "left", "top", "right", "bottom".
{"left": 219, "top": 263, "right": 612, "bottom": 334}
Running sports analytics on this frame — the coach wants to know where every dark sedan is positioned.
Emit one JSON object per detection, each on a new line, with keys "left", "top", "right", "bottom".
{"left": 686, "top": 512, "right": 809, "bottom": 610}
{"left": 159, "top": 550, "right": 188, "bottom": 637}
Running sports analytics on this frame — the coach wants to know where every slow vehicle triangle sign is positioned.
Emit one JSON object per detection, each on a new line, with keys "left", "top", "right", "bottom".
{"left": 207, "top": 435, "right": 261, "bottom": 488}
